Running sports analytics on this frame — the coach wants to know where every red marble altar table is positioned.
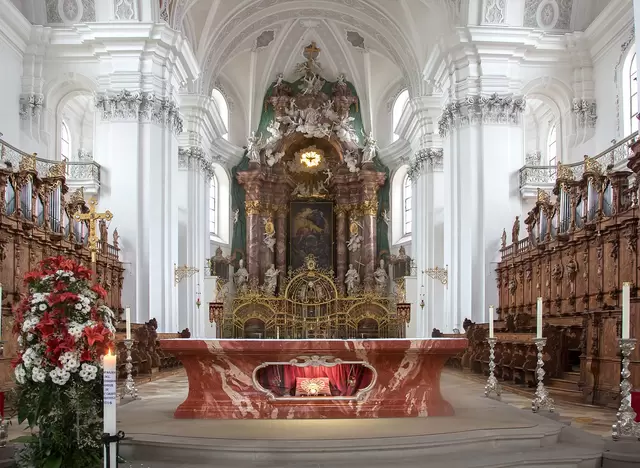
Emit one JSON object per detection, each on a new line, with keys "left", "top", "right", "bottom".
{"left": 159, "top": 338, "right": 467, "bottom": 419}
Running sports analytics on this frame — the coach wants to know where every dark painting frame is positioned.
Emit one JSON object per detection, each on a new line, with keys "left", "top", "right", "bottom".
{"left": 289, "top": 201, "right": 334, "bottom": 271}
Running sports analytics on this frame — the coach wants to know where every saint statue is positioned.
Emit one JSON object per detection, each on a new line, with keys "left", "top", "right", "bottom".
{"left": 263, "top": 264, "right": 279, "bottom": 296}
{"left": 112, "top": 229, "right": 119, "bottom": 250}
{"left": 512, "top": 216, "right": 520, "bottom": 243}
{"left": 234, "top": 259, "right": 249, "bottom": 291}
{"left": 362, "top": 131, "right": 378, "bottom": 163}
{"left": 247, "top": 131, "right": 262, "bottom": 163}
{"left": 501, "top": 228, "right": 507, "bottom": 249}
{"left": 374, "top": 259, "right": 389, "bottom": 293}
{"left": 263, "top": 217, "right": 276, "bottom": 252}
{"left": 345, "top": 264, "right": 360, "bottom": 296}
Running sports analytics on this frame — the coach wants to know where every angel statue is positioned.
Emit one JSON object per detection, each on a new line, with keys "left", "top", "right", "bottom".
{"left": 263, "top": 264, "right": 280, "bottom": 296}
{"left": 323, "top": 168, "right": 333, "bottom": 186}
{"left": 381, "top": 209, "right": 390, "bottom": 225}
{"left": 263, "top": 217, "right": 276, "bottom": 252}
{"left": 266, "top": 119, "right": 282, "bottom": 146}
{"left": 344, "top": 150, "right": 360, "bottom": 173}
{"left": 234, "top": 259, "right": 249, "bottom": 291}
{"left": 247, "top": 131, "right": 262, "bottom": 163}
{"left": 362, "top": 131, "right": 378, "bottom": 163}
{"left": 346, "top": 220, "right": 363, "bottom": 253}
{"left": 265, "top": 148, "right": 285, "bottom": 167}
{"left": 345, "top": 264, "right": 360, "bottom": 296}
{"left": 374, "top": 259, "right": 389, "bottom": 293}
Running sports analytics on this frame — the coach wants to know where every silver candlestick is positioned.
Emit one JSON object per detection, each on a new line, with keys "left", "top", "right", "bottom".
{"left": 532, "top": 338, "right": 555, "bottom": 413}
{"left": 120, "top": 339, "right": 139, "bottom": 401}
{"left": 612, "top": 338, "right": 640, "bottom": 440}
{"left": 484, "top": 338, "right": 502, "bottom": 399}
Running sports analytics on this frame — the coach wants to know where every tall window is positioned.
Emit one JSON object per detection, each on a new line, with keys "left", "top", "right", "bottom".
{"left": 210, "top": 175, "right": 218, "bottom": 235}
{"left": 547, "top": 124, "right": 557, "bottom": 167}
{"left": 212, "top": 88, "right": 229, "bottom": 140}
{"left": 403, "top": 174, "right": 412, "bottom": 235}
{"left": 629, "top": 53, "right": 638, "bottom": 135}
{"left": 60, "top": 121, "right": 70, "bottom": 162}
{"left": 392, "top": 89, "right": 409, "bottom": 142}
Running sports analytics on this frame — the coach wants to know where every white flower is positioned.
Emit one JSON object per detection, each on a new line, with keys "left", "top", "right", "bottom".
{"left": 38, "top": 303, "right": 47, "bottom": 311}
{"left": 17, "top": 336, "right": 23, "bottom": 347}
{"left": 60, "top": 352, "right": 80, "bottom": 372}
{"left": 27, "top": 333, "right": 34, "bottom": 342}
{"left": 31, "top": 367, "right": 46, "bottom": 383}
{"left": 21, "top": 317, "right": 39, "bottom": 333}
{"left": 49, "top": 367, "right": 70, "bottom": 386}
{"left": 75, "top": 303, "right": 83, "bottom": 311}
{"left": 79, "top": 363, "right": 98, "bottom": 382}
{"left": 68, "top": 322, "right": 84, "bottom": 340}
{"left": 22, "top": 348, "right": 39, "bottom": 369}
{"left": 70, "top": 277, "right": 76, "bottom": 283}
{"left": 15, "top": 365, "right": 26, "bottom": 384}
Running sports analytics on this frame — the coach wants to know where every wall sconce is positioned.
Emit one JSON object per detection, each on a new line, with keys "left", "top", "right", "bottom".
{"left": 174, "top": 264, "right": 199, "bottom": 286}
{"left": 422, "top": 265, "right": 448, "bottom": 287}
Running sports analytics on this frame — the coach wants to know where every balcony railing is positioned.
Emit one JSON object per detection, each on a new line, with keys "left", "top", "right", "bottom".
{"left": 519, "top": 132, "right": 639, "bottom": 196}
{"left": 0, "top": 138, "right": 100, "bottom": 186}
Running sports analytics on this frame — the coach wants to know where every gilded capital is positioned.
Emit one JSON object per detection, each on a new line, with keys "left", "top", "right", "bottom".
{"left": 245, "top": 200, "right": 261, "bottom": 215}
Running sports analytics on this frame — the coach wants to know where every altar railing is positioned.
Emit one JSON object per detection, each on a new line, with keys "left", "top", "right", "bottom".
{"left": 519, "top": 132, "right": 638, "bottom": 197}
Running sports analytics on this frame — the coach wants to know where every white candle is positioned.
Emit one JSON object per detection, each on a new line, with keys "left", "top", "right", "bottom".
{"left": 536, "top": 297, "right": 543, "bottom": 339}
{"left": 125, "top": 307, "right": 131, "bottom": 340}
{"left": 489, "top": 305, "right": 494, "bottom": 339}
{"left": 622, "top": 282, "right": 631, "bottom": 340}
{"left": 103, "top": 350, "right": 117, "bottom": 467}
{"left": 276, "top": 327, "right": 280, "bottom": 340}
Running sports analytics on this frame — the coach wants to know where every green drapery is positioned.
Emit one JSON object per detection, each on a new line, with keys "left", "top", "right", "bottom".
{"left": 373, "top": 156, "right": 390, "bottom": 261}
{"left": 230, "top": 152, "right": 249, "bottom": 262}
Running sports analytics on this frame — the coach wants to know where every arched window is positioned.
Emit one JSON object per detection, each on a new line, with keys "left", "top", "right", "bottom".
{"left": 625, "top": 52, "right": 638, "bottom": 136}
{"left": 547, "top": 124, "right": 557, "bottom": 166}
{"left": 392, "top": 89, "right": 409, "bottom": 142}
{"left": 403, "top": 174, "right": 412, "bottom": 235}
{"left": 212, "top": 88, "right": 229, "bottom": 140}
{"left": 210, "top": 174, "right": 218, "bottom": 235}
{"left": 60, "top": 121, "right": 70, "bottom": 162}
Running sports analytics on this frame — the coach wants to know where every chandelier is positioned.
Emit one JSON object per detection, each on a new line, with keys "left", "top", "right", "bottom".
{"left": 300, "top": 150, "right": 322, "bottom": 167}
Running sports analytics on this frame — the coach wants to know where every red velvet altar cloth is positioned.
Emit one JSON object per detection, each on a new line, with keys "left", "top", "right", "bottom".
{"left": 159, "top": 338, "right": 467, "bottom": 419}
{"left": 632, "top": 391, "right": 639, "bottom": 422}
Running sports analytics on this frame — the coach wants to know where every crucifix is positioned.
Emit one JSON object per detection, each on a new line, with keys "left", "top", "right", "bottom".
{"left": 74, "top": 197, "right": 113, "bottom": 264}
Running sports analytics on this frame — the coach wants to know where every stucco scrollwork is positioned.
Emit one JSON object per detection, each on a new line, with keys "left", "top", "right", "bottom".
{"left": 484, "top": 0, "right": 507, "bottom": 24}
{"left": 572, "top": 99, "right": 597, "bottom": 129}
{"left": 46, "top": 0, "right": 95, "bottom": 24}
{"left": 407, "top": 148, "right": 443, "bottom": 181}
{"left": 523, "top": 0, "right": 573, "bottom": 30}
{"left": 19, "top": 94, "right": 44, "bottom": 121}
{"left": 178, "top": 146, "right": 216, "bottom": 181}
{"left": 114, "top": 0, "right": 137, "bottom": 20}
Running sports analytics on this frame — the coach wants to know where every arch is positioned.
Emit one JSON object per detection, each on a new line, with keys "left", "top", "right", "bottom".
{"left": 623, "top": 46, "right": 637, "bottom": 137}
{"left": 390, "top": 165, "right": 411, "bottom": 245}
{"left": 212, "top": 88, "right": 229, "bottom": 140}
{"left": 392, "top": 89, "right": 409, "bottom": 142}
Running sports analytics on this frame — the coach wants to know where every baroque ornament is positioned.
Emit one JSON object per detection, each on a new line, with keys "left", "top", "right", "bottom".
{"left": 19, "top": 94, "right": 44, "bottom": 120}
{"left": 438, "top": 93, "right": 526, "bottom": 137}
{"left": 407, "top": 148, "right": 444, "bottom": 181}
{"left": 572, "top": 99, "right": 597, "bottom": 129}
{"left": 178, "top": 146, "right": 216, "bottom": 180}
{"left": 114, "top": 0, "right": 136, "bottom": 20}
{"left": 484, "top": 0, "right": 507, "bottom": 24}
{"left": 94, "top": 90, "right": 183, "bottom": 135}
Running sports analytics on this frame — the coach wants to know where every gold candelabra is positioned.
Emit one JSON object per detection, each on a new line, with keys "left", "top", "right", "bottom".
{"left": 422, "top": 265, "right": 448, "bottom": 287}
{"left": 174, "top": 264, "right": 199, "bottom": 285}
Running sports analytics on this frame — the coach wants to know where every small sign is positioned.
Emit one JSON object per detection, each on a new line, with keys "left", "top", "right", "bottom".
{"left": 103, "top": 369, "right": 117, "bottom": 406}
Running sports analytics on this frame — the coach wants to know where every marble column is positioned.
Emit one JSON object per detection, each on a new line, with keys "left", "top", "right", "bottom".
{"left": 335, "top": 206, "right": 348, "bottom": 294}
{"left": 362, "top": 200, "right": 377, "bottom": 290}
{"left": 275, "top": 206, "right": 287, "bottom": 288}
{"left": 245, "top": 201, "right": 261, "bottom": 286}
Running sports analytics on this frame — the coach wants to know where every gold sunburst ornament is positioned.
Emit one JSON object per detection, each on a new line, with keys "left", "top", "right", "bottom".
{"left": 300, "top": 150, "right": 322, "bottom": 167}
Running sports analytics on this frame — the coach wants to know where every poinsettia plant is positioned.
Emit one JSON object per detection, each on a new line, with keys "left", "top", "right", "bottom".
{"left": 11, "top": 256, "right": 116, "bottom": 468}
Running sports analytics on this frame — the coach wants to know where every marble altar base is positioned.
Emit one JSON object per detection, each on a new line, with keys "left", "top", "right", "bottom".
{"left": 159, "top": 338, "right": 467, "bottom": 419}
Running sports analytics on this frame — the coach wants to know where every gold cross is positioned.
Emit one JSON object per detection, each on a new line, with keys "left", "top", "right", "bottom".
{"left": 74, "top": 197, "right": 113, "bottom": 263}
{"left": 304, "top": 42, "right": 321, "bottom": 69}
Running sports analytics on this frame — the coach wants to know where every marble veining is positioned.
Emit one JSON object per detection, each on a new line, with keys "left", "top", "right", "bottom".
{"left": 160, "top": 338, "right": 467, "bottom": 419}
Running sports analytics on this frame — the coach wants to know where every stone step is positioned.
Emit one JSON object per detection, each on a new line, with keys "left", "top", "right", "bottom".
{"left": 564, "top": 371, "right": 581, "bottom": 383}
{"left": 548, "top": 386, "right": 585, "bottom": 404}
{"left": 549, "top": 377, "right": 581, "bottom": 392}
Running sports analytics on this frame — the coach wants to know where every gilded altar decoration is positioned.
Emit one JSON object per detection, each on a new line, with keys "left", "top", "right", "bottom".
{"left": 263, "top": 217, "right": 276, "bottom": 252}
{"left": 423, "top": 265, "right": 449, "bottom": 287}
{"left": 300, "top": 149, "right": 322, "bottom": 167}
{"left": 174, "top": 264, "right": 199, "bottom": 285}
{"left": 347, "top": 218, "right": 363, "bottom": 252}
{"left": 74, "top": 197, "right": 113, "bottom": 263}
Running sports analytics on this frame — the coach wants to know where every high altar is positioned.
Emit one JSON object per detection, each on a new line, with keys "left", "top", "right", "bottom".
{"left": 160, "top": 43, "right": 466, "bottom": 419}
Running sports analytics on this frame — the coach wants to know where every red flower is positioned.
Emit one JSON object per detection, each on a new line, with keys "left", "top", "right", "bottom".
{"left": 91, "top": 285, "right": 107, "bottom": 300}
{"left": 84, "top": 323, "right": 111, "bottom": 347}
{"left": 11, "top": 353, "right": 23, "bottom": 369}
{"left": 23, "top": 271, "right": 44, "bottom": 284}
{"left": 80, "top": 349, "right": 93, "bottom": 362}
{"left": 35, "top": 312, "right": 58, "bottom": 339}
{"left": 47, "top": 291, "right": 79, "bottom": 307}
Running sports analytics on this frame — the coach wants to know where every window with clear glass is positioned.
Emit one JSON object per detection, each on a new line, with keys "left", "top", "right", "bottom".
{"left": 547, "top": 124, "right": 557, "bottom": 167}
{"left": 403, "top": 174, "right": 412, "bottom": 235}
{"left": 630, "top": 53, "right": 637, "bottom": 135}
{"left": 210, "top": 174, "right": 218, "bottom": 235}
{"left": 60, "top": 121, "right": 70, "bottom": 162}
{"left": 212, "top": 89, "right": 229, "bottom": 140}
{"left": 392, "top": 89, "right": 409, "bottom": 142}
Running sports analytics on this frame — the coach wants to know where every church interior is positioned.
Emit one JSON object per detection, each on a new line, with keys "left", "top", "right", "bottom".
{"left": 0, "top": 0, "right": 639, "bottom": 466}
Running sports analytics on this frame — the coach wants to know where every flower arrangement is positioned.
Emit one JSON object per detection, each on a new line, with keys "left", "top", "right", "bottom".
{"left": 11, "top": 256, "right": 116, "bottom": 468}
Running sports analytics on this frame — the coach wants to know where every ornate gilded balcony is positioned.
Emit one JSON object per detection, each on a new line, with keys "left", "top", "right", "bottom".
{"left": 519, "top": 132, "right": 638, "bottom": 199}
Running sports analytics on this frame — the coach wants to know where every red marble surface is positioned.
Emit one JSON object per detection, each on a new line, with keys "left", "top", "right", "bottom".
{"left": 159, "top": 338, "right": 467, "bottom": 420}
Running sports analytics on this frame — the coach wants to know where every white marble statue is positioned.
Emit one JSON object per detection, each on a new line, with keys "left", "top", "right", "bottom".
{"left": 266, "top": 119, "right": 283, "bottom": 146}
{"left": 347, "top": 231, "right": 362, "bottom": 253}
{"left": 247, "top": 131, "right": 262, "bottom": 163}
{"left": 362, "top": 131, "right": 378, "bottom": 163}
{"left": 381, "top": 209, "right": 390, "bottom": 225}
{"left": 233, "top": 208, "right": 239, "bottom": 225}
{"left": 374, "top": 259, "right": 389, "bottom": 293}
{"left": 323, "top": 168, "right": 333, "bottom": 186}
{"left": 344, "top": 150, "right": 360, "bottom": 173}
{"left": 265, "top": 148, "right": 285, "bottom": 167}
{"left": 345, "top": 264, "right": 360, "bottom": 296}
{"left": 263, "top": 264, "right": 279, "bottom": 296}
{"left": 263, "top": 218, "right": 276, "bottom": 252}
{"left": 334, "top": 115, "right": 357, "bottom": 144}
{"left": 234, "top": 259, "right": 249, "bottom": 290}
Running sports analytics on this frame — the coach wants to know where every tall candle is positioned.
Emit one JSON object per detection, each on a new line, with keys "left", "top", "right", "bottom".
{"left": 103, "top": 350, "right": 117, "bottom": 467}
{"left": 489, "top": 305, "right": 494, "bottom": 339}
{"left": 622, "top": 282, "right": 631, "bottom": 340}
{"left": 125, "top": 307, "right": 131, "bottom": 340}
{"left": 536, "top": 297, "right": 543, "bottom": 339}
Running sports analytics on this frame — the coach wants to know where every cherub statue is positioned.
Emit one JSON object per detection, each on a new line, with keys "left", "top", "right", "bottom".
{"left": 265, "top": 119, "right": 283, "bottom": 146}
{"left": 344, "top": 150, "right": 360, "bottom": 173}
{"left": 263, "top": 217, "right": 276, "bottom": 252}
{"left": 274, "top": 73, "right": 284, "bottom": 87}
{"left": 265, "top": 148, "right": 285, "bottom": 167}
{"left": 247, "top": 131, "right": 262, "bottom": 163}
{"left": 362, "top": 131, "right": 378, "bottom": 163}
{"left": 323, "top": 168, "right": 333, "bottom": 186}
{"left": 263, "top": 264, "right": 279, "bottom": 296}
{"left": 345, "top": 264, "right": 360, "bottom": 296}
{"left": 374, "top": 259, "right": 389, "bottom": 293}
{"left": 234, "top": 259, "right": 249, "bottom": 291}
